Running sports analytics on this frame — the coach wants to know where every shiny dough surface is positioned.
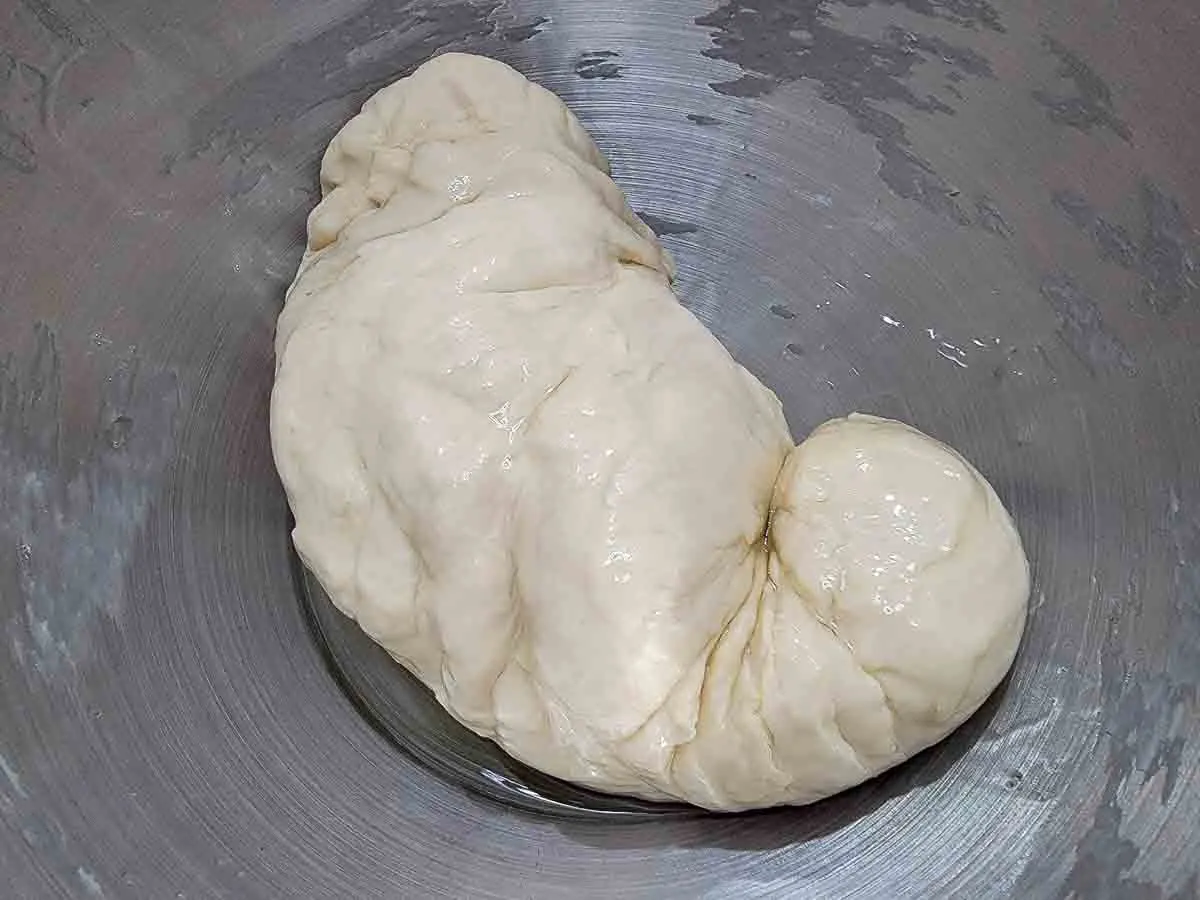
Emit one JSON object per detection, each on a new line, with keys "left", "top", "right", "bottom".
{"left": 271, "top": 52, "right": 1029, "bottom": 811}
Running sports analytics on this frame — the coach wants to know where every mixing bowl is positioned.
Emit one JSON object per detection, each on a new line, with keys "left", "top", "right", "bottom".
{"left": 1, "top": 0, "right": 1197, "bottom": 896}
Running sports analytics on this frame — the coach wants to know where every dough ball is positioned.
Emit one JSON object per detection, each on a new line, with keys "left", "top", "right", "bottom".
{"left": 271, "top": 53, "right": 1030, "bottom": 811}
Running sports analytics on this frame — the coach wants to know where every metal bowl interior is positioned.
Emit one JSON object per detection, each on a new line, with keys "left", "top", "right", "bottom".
{"left": 1, "top": 0, "right": 1198, "bottom": 897}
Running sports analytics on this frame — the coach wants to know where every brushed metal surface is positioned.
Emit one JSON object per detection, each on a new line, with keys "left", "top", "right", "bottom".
{"left": 2, "top": 0, "right": 1199, "bottom": 897}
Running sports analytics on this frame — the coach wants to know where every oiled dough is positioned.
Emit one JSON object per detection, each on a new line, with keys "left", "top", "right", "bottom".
{"left": 271, "top": 52, "right": 1029, "bottom": 810}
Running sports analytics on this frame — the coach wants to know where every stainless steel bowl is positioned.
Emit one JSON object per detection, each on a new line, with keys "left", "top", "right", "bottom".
{"left": 2, "top": 0, "right": 1198, "bottom": 896}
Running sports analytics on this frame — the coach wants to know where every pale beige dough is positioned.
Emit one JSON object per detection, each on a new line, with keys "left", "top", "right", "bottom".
{"left": 271, "top": 52, "right": 1030, "bottom": 810}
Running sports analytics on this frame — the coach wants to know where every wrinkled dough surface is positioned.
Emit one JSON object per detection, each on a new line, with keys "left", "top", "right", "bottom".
{"left": 271, "top": 53, "right": 1030, "bottom": 811}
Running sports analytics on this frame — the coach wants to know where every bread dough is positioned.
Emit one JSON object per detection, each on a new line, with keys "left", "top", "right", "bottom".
{"left": 271, "top": 53, "right": 1030, "bottom": 810}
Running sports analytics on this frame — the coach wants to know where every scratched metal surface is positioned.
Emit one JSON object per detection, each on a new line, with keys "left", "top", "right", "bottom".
{"left": 2, "top": 0, "right": 1199, "bottom": 896}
